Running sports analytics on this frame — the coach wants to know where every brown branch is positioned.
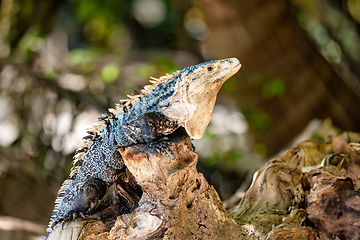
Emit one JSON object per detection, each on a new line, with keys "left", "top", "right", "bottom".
{"left": 47, "top": 129, "right": 360, "bottom": 240}
{"left": 47, "top": 129, "right": 246, "bottom": 239}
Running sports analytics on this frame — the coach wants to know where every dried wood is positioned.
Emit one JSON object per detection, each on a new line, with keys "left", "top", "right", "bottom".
{"left": 48, "top": 130, "right": 360, "bottom": 240}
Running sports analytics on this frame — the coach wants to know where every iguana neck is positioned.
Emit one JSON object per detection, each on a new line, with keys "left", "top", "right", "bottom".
{"left": 160, "top": 57, "right": 241, "bottom": 139}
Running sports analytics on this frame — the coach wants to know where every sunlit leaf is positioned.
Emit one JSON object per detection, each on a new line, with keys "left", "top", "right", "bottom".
{"left": 101, "top": 63, "right": 120, "bottom": 83}
{"left": 347, "top": 0, "right": 360, "bottom": 23}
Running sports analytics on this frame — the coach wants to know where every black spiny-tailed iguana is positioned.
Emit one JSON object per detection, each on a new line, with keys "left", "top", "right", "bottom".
{"left": 46, "top": 57, "right": 241, "bottom": 237}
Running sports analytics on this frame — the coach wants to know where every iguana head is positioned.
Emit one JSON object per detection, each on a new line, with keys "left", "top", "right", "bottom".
{"left": 162, "top": 57, "right": 241, "bottom": 139}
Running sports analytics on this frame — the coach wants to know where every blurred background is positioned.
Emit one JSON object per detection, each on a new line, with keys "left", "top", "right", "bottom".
{"left": 0, "top": 0, "right": 360, "bottom": 239}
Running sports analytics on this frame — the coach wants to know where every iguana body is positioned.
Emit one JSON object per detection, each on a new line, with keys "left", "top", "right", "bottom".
{"left": 46, "top": 57, "right": 241, "bottom": 236}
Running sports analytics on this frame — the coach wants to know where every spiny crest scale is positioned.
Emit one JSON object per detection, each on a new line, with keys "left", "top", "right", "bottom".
{"left": 46, "top": 58, "right": 241, "bottom": 238}
{"left": 66, "top": 69, "right": 181, "bottom": 179}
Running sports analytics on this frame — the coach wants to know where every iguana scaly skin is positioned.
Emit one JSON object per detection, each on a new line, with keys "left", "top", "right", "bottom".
{"left": 46, "top": 57, "right": 241, "bottom": 236}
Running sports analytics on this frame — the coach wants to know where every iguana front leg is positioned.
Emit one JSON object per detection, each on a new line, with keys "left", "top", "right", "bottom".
{"left": 139, "top": 112, "right": 180, "bottom": 159}
{"left": 55, "top": 112, "right": 177, "bottom": 227}
{"left": 118, "top": 112, "right": 179, "bottom": 157}
{"left": 61, "top": 112, "right": 178, "bottom": 225}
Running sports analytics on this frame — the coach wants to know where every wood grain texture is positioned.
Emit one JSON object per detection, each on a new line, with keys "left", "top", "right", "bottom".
{"left": 47, "top": 129, "right": 250, "bottom": 239}
{"left": 47, "top": 129, "right": 360, "bottom": 240}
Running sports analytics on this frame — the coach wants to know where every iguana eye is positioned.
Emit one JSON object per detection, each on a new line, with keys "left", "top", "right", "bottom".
{"left": 207, "top": 66, "right": 213, "bottom": 71}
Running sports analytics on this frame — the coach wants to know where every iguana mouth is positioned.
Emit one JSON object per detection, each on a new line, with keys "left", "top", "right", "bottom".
{"left": 230, "top": 57, "right": 241, "bottom": 72}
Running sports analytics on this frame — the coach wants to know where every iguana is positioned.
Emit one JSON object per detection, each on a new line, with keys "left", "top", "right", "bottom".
{"left": 46, "top": 57, "right": 241, "bottom": 237}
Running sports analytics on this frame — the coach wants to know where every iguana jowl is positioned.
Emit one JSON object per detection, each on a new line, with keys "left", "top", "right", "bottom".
{"left": 46, "top": 57, "right": 241, "bottom": 236}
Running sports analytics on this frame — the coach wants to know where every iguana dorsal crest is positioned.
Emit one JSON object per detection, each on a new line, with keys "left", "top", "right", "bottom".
{"left": 46, "top": 58, "right": 241, "bottom": 238}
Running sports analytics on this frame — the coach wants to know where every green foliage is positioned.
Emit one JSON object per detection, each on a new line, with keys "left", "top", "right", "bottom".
{"left": 67, "top": 49, "right": 99, "bottom": 71}
{"left": 198, "top": 128, "right": 243, "bottom": 168}
{"left": 219, "top": 75, "right": 236, "bottom": 92}
{"left": 202, "top": 148, "right": 245, "bottom": 170}
{"left": 72, "top": 0, "right": 125, "bottom": 47}
{"left": 250, "top": 72, "right": 266, "bottom": 86}
{"left": 262, "top": 78, "right": 287, "bottom": 99}
{"left": 249, "top": 73, "right": 287, "bottom": 99}
{"left": 137, "top": 56, "right": 177, "bottom": 80}
{"left": 75, "top": 0, "right": 117, "bottom": 23}
{"left": 242, "top": 108, "right": 272, "bottom": 134}
{"left": 152, "top": 55, "right": 178, "bottom": 75}
{"left": 101, "top": 63, "right": 121, "bottom": 84}
{"left": 253, "top": 143, "right": 267, "bottom": 156}
{"left": 15, "top": 29, "right": 43, "bottom": 61}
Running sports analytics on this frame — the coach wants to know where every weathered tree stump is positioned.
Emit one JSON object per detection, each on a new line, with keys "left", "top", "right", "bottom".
{"left": 230, "top": 133, "right": 360, "bottom": 240}
{"left": 48, "top": 129, "right": 360, "bottom": 240}
{"left": 48, "top": 129, "right": 248, "bottom": 239}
